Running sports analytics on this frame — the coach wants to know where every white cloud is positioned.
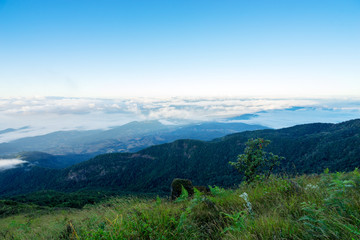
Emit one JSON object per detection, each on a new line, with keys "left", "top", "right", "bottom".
{"left": 0, "top": 96, "right": 359, "bottom": 142}
{"left": 0, "top": 159, "right": 27, "bottom": 171}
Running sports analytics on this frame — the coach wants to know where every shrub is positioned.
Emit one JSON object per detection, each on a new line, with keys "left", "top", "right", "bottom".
{"left": 229, "top": 138, "right": 284, "bottom": 183}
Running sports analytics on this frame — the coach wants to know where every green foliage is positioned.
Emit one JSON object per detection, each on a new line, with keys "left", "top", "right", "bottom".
{"left": 6, "top": 190, "right": 123, "bottom": 209}
{"left": 156, "top": 195, "right": 162, "bottom": 206}
{"left": 222, "top": 211, "right": 247, "bottom": 234}
{"left": 297, "top": 170, "right": 360, "bottom": 239}
{"left": 174, "top": 186, "right": 189, "bottom": 203}
{"left": 208, "top": 185, "right": 226, "bottom": 196}
{"left": 0, "top": 200, "right": 45, "bottom": 218}
{"left": 299, "top": 202, "right": 329, "bottom": 238}
{"left": 1, "top": 119, "right": 360, "bottom": 197}
{"left": 1, "top": 171, "right": 360, "bottom": 239}
{"left": 229, "top": 138, "right": 284, "bottom": 183}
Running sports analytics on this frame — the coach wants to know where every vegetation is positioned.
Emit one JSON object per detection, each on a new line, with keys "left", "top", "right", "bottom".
{"left": 1, "top": 119, "right": 360, "bottom": 197}
{"left": 7, "top": 190, "right": 124, "bottom": 209}
{"left": 0, "top": 200, "right": 46, "bottom": 218}
{"left": 0, "top": 120, "right": 358, "bottom": 239}
{"left": 1, "top": 170, "right": 360, "bottom": 239}
{"left": 18, "top": 151, "right": 94, "bottom": 169}
{"left": 229, "top": 138, "right": 283, "bottom": 183}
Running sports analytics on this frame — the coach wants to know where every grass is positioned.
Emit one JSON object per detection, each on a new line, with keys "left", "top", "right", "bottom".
{"left": 1, "top": 169, "right": 360, "bottom": 239}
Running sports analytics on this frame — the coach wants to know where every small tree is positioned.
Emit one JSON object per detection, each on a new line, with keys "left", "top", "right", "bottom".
{"left": 229, "top": 138, "right": 284, "bottom": 183}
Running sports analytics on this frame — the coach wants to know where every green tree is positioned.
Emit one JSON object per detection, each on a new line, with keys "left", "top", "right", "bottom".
{"left": 229, "top": 138, "right": 284, "bottom": 183}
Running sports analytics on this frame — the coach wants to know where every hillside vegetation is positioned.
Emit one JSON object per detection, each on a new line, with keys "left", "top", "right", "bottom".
{"left": 1, "top": 170, "right": 360, "bottom": 239}
{"left": 0, "top": 119, "right": 359, "bottom": 197}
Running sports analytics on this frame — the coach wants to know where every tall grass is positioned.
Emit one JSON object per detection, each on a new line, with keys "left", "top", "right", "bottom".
{"left": 1, "top": 169, "right": 360, "bottom": 239}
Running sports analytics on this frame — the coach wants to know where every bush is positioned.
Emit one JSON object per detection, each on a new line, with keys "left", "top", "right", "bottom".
{"left": 229, "top": 138, "right": 284, "bottom": 183}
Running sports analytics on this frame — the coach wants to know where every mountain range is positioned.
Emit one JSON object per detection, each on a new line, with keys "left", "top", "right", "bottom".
{"left": 0, "top": 121, "right": 267, "bottom": 156}
{"left": 0, "top": 119, "right": 359, "bottom": 197}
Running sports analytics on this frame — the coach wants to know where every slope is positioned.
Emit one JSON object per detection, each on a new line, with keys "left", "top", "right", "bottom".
{"left": 0, "top": 119, "right": 359, "bottom": 197}
{"left": 0, "top": 121, "right": 267, "bottom": 155}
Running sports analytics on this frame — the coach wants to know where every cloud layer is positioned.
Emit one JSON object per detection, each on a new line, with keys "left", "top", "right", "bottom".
{"left": 0, "top": 96, "right": 325, "bottom": 119}
{"left": 0, "top": 96, "right": 359, "bottom": 142}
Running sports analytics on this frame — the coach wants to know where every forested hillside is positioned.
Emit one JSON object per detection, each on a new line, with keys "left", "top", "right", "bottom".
{"left": 0, "top": 119, "right": 359, "bottom": 197}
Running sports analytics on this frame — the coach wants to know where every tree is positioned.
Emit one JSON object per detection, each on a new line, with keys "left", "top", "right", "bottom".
{"left": 229, "top": 138, "right": 284, "bottom": 183}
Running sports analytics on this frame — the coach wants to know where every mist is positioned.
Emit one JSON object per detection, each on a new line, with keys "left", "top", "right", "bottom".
{"left": 0, "top": 159, "right": 27, "bottom": 171}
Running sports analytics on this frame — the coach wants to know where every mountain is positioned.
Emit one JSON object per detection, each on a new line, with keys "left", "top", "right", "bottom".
{"left": 0, "top": 128, "right": 18, "bottom": 135}
{"left": 17, "top": 152, "right": 95, "bottom": 169}
{"left": 0, "top": 126, "right": 29, "bottom": 135}
{"left": 226, "top": 113, "right": 258, "bottom": 120}
{"left": 0, "top": 119, "right": 359, "bottom": 197}
{"left": 0, "top": 121, "right": 267, "bottom": 155}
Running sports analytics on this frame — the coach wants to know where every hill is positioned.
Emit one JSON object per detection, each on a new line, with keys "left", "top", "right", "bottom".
{"left": 18, "top": 151, "right": 95, "bottom": 169}
{"left": 0, "top": 121, "right": 267, "bottom": 155}
{"left": 0, "top": 119, "right": 359, "bottom": 197}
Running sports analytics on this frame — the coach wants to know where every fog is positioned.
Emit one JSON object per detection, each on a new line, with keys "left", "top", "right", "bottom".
{"left": 0, "top": 159, "right": 27, "bottom": 171}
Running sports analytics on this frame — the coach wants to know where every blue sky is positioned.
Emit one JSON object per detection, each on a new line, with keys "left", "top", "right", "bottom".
{"left": 1, "top": 0, "right": 359, "bottom": 98}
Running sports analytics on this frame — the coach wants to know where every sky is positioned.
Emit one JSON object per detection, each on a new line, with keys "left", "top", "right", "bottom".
{"left": 0, "top": 1, "right": 359, "bottom": 142}
{"left": 0, "top": 96, "right": 359, "bottom": 142}
{"left": 0, "top": 0, "right": 359, "bottom": 98}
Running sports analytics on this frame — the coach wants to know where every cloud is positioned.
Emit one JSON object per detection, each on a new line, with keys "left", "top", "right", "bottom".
{"left": 1, "top": 96, "right": 359, "bottom": 121}
{"left": 0, "top": 96, "right": 359, "bottom": 142}
{"left": 0, "top": 159, "right": 27, "bottom": 171}
{"left": 0, "top": 97, "right": 147, "bottom": 116}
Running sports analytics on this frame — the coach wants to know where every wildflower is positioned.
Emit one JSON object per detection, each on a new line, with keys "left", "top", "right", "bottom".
{"left": 239, "top": 192, "right": 252, "bottom": 213}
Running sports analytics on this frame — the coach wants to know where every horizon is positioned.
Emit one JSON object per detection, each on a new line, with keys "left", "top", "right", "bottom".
{"left": 0, "top": 96, "right": 359, "bottom": 143}
{"left": 0, "top": 1, "right": 359, "bottom": 141}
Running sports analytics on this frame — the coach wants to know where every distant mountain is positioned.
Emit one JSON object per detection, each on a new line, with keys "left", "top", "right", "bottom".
{"left": 226, "top": 114, "right": 258, "bottom": 120}
{"left": 0, "top": 126, "right": 29, "bottom": 135}
{"left": 0, "top": 121, "right": 267, "bottom": 155}
{"left": 0, "top": 128, "right": 17, "bottom": 135}
{"left": 0, "top": 119, "right": 359, "bottom": 197}
{"left": 18, "top": 152, "right": 94, "bottom": 169}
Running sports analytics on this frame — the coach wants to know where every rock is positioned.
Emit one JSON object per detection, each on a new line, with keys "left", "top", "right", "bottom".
{"left": 171, "top": 178, "right": 194, "bottom": 200}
